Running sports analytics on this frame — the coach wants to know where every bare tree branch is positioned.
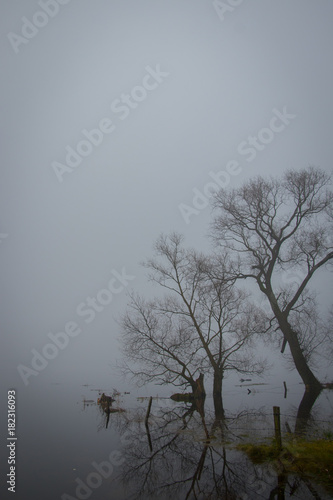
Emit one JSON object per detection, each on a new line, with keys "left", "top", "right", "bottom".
{"left": 211, "top": 166, "right": 333, "bottom": 388}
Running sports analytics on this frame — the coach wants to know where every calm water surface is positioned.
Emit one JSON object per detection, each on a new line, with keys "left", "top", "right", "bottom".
{"left": 7, "top": 378, "right": 333, "bottom": 500}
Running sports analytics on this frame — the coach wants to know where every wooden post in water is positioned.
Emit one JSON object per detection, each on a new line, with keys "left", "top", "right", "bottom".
{"left": 283, "top": 381, "right": 288, "bottom": 399}
{"left": 273, "top": 406, "right": 282, "bottom": 450}
{"left": 145, "top": 396, "right": 153, "bottom": 425}
{"left": 145, "top": 397, "right": 153, "bottom": 452}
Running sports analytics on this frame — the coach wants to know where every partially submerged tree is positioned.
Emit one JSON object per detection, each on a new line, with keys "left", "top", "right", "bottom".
{"left": 212, "top": 166, "right": 333, "bottom": 390}
{"left": 120, "top": 233, "right": 266, "bottom": 411}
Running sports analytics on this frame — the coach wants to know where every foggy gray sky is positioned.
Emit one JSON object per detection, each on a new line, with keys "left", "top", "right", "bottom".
{"left": 1, "top": 0, "right": 333, "bottom": 390}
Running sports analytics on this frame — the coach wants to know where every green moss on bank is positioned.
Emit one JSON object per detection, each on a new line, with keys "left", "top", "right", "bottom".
{"left": 237, "top": 439, "right": 333, "bottom": 494}
{"left": 237, "top": 442, "right": 280, "bottom": 463}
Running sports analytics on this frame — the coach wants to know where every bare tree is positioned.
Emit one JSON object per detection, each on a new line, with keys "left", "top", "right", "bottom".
{"left": 121, "top": 292, "right": 205, "bottom": 398}
{"left": 212, "top": 166, "right": 333, "bottom": 390}
{"left": 120, "top": 233, "right": 266, "bottom": 409}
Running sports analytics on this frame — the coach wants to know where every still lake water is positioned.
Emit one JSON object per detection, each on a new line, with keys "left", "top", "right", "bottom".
{"left": 4, "top": 377, "right": 333, "bottom": 500}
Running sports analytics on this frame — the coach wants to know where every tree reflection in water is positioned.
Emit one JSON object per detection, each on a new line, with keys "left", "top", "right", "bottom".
{"left": 116, "top": 399, "right": 244, "bottom": 499}
{"left": 82, "top": 386, "right": 331, "bottom": 499}
{"left": 104, "top": 389, "right": 329, "bottom": 500}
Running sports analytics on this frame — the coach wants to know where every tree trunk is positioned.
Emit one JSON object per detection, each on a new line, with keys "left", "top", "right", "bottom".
{"left": 295, "top": 385, "right": 322, "bottom": 436}
{"left": 192, "top": 373, "right": 206, "bottom": 399}
{"left": 213, "top": 393, "right": 224, "bottom": 420}
{"left": 213, "top": 369, "right": 223, "bottom": 396}
{"left": 276, "top": 314, "right": 322, "bottom": 390}
{"left": 213, "top": 370, "right": 224, "bottom": 419}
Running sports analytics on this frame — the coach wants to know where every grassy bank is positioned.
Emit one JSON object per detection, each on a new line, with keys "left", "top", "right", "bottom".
{"left": 237, "top": 438, "right": 333, "bottom": 495}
